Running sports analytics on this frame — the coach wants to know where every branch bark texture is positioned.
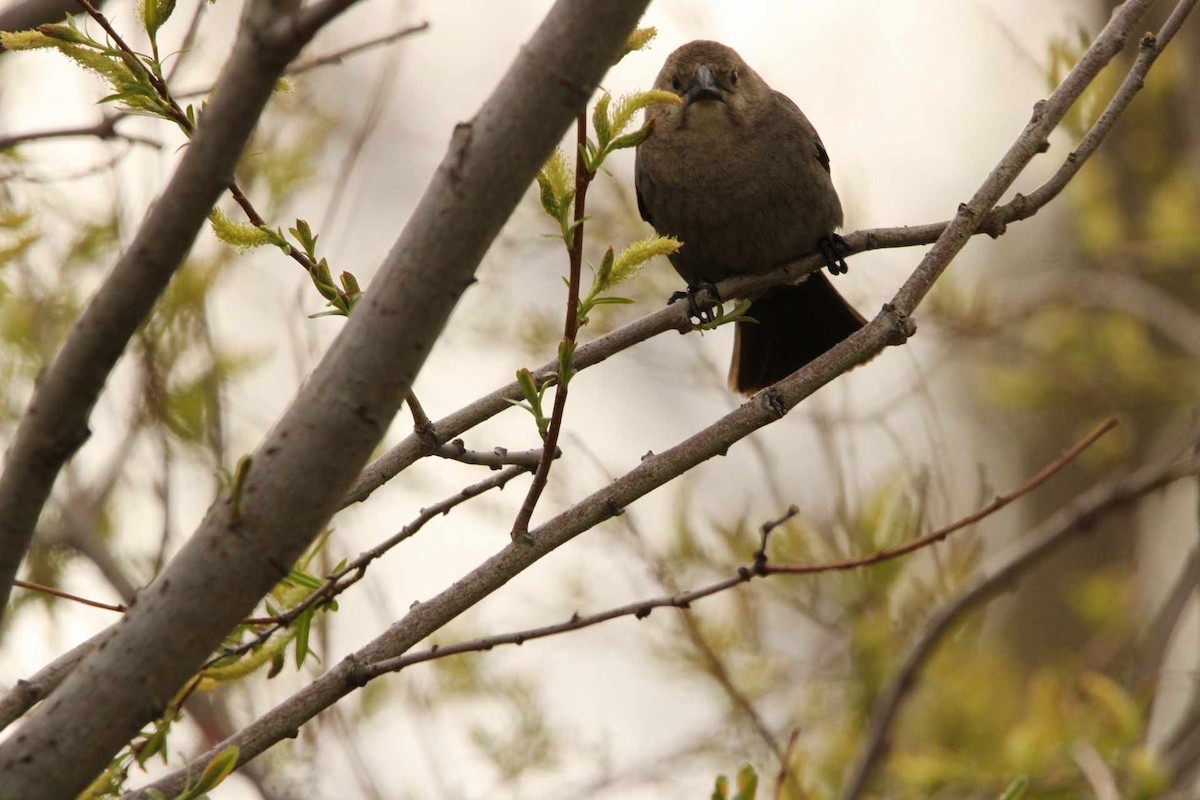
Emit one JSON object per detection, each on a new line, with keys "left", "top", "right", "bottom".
{"left": 0, "top": 1, "right": 648, "bottom": 797}
{"left": 0, "top": 0, "right": 350, "bottom": 621}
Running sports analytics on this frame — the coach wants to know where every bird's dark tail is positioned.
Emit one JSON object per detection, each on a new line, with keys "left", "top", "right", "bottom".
{"left": 728, "top": 274, "right": 865, "bottom": 395}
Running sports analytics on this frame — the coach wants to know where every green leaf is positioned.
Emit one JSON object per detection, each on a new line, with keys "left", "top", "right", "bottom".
{"left": 588, "top": 295, "right": 634, "bottom": 305}
{"left": 595, "top": 245, "right": 614, "bottom": 289}
{"left": 516, "top": 368, "right": 540, "bottom": 408}
{"left": 339, "top": 271, "right": 361, "bottom": 309}
{"left": 183, "top": 745, "right": 240, "bottom": 798}
{"left": 155, "top": 0, "right": 176, "bottom": 33}
{"left": 286, "top": 568, "right": 323, "bottom": 591}
{"left": 607, "top": 118, "right": 655, "bottom": 152}
{"left": 997, "top": 777, "right": 1029, "bottom": 800}
{"left": 535, "top": 171, "right": 560, "bottom": 220}
{"left": 712, "top": 774, "right": 729, "bottom": 800}
{"left": 294, "top": 607, "right": 314, "bottom": 669}
{"left": 733, "top": 764, "right": 758, "bottom": 800}
{"left": 136, "top": 724, "right": 168, "bottom": 767}
{"left": 142, "top": 0, "right": 160, "bottom": 39}
{"left": 592, "top": 93, "right": 612, "bottom": 149}
{"left": 618, "top": 27, "right": 657, "bottom": 61}
{"left": 557, "top": 339, "right": 576, "bottom": 388}
{"left": 309, "top": 260, "right": 342, "bottom": 304}
{"left": 37, "top": 22, "right": 90, "bottom": 45}
{"left": 229, "top": 454, "right": 251, "bottom": 521}
{"left": 288, "top": 218, "right": 317, "bottom": 258}
{"left": 266, "top": 649, "right": 286, "bottom": 679}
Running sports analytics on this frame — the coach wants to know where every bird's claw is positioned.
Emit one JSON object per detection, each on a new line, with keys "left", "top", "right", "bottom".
{"left": 668, "top": 282, "right": 721, "bottom": 325}
{"left": 818, "top": 233, "right": 851, "bottom": 276}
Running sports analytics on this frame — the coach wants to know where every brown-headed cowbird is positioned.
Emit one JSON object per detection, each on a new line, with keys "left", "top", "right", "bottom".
{"left": 635, "top": 40, "right": 864, "bottom": 394}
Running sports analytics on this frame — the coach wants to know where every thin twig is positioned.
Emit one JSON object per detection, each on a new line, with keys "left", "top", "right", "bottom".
{"left": 576, "top": 437, "right": 795, "bottom": 754}
{"left": 317, "top": 17, "right": 405, "bottom": 240}
{"left": 511, "top": 112, "right": 592, "bottom": 538}
{"left": 434, "top": 441, "right": 552, "bottom": 471}
{"left": 172, "top": 21, "right": 431, "bottom": 100}
{"left": 774, "top": 729, "right": 801, "bottom": 800}
{"left": 290, "top": 21, "right": 429, "bottom": 75}
{"left": 767, "top": 417, "right": 1117, "bottom": 575}
{"left": 11, "top": 579, "right": 124, "bottom": 613}
{"left": 76, "top": 0, "right": 330, "bottom": 286}
{"left": 1134, "top": 545, "right": 1200, "bottom": 687}
{"left": 0, "top": 117, "right": 159, "bottom": 151}
{"left": 362, "top": 416, "right": 1113, "bottom": 676}
{"left": 209, "top": 464, "right": 531, "bottom": 666}
{"left": 839, "top": 452, "right": 1200, "bottom": 800}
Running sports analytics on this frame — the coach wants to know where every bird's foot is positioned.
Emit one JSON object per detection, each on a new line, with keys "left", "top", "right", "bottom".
{"left": 818, "top": 233, "right": 851, "bottom": 276}
{"left": 668, "top": 282, "right": 721, "bottom": 325}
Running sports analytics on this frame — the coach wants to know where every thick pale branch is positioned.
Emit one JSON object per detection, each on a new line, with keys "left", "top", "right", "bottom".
{"left": 0, "top": 0, "right": 353, "bottom": 621}
{"left": 0, "top": 0, "right": 101, "bottom": 42}
{"left": 0, "top": 1, "right": 649, "bottom": 796}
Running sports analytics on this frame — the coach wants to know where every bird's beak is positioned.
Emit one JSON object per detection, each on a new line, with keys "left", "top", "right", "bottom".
{"left": 685, "top": 64, "right": 724, "bottom": 106}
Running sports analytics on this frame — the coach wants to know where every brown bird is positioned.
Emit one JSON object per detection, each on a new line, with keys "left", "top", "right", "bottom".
{"left": 635, "top": 40, "right": 864, "bottom": 394}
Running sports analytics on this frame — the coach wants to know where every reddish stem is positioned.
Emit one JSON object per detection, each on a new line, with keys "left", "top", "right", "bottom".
{"left": 511, "top": 113, "right": 592, "bottom": 538}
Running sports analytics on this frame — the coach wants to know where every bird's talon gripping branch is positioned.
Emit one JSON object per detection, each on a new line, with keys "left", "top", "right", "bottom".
{"left": 668, "top": 281, "right": 721, "bottom": 325}
{"left": 818, "top": 233, "right": 851, "bottom": 276}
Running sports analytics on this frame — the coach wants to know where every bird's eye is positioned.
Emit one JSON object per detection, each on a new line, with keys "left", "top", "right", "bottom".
{"left": 730, "top": 70, "right": 739, "bottom": 85}
{"left": 671, "top": 76, "right": 681, "bottom": 92}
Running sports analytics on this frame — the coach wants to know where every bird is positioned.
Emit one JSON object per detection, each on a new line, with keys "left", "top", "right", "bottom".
{"left": 634, "top": 40, "right": 864, "bottom": 395}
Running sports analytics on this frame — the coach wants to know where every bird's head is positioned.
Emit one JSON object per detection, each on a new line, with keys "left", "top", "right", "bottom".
{"left": 649, "top": 41, "right": 769, "bottom": 133}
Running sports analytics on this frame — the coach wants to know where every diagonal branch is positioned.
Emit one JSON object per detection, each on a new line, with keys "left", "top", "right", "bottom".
{"left": 343, "top": 0, "right": 1183, "bottom": 511}
{"left": 839, "top": 451, "right": 1200, "bottom": 800}
{"left": 0, "top": 2, "right": 651, "bottom": 797}
{"left": 511, "top": 114, "right": 592, "bottom": 538}
{"left": 130, "top": 410, "right": 1115, "bottom": 797}
{"left": 0, "top": 0, "right": 359, "bottom": 624}
{"left": 122, "top": 3, "right": 1193, "bottom": 794}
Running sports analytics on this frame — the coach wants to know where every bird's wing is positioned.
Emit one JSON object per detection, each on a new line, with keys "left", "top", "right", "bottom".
{"left": 771, "top": 90, "right": 831, "bottom": 174}
{"left": 633, "top": 151, "right": 655, "bottom": 226}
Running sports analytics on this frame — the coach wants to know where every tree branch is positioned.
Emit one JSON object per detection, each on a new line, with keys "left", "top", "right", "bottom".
{"left": 0, "top": 0, "right": 356, "bottom": 625}
{"left": 343, "top": 0, "right": 1180, "bottom": 511}
{"left": 130, "top": 410, "right": 1113, "bottom": 797}
{"left": 288, "top": 21, "right": 430, "bottom": 75}
{"left": 838, "top": 450, "right": 1200, "bottom": 800}
{"left": 0, "top": 2, "right": 650, "bottom": 796}
{"left": 434, "top": 441, "right": 551, "bottom": 471}
{"left": 0, "top": 117, "right": 160, "bottom": 151}
{"left": 214, "top": 464, "right": 531, "bottom": 663}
